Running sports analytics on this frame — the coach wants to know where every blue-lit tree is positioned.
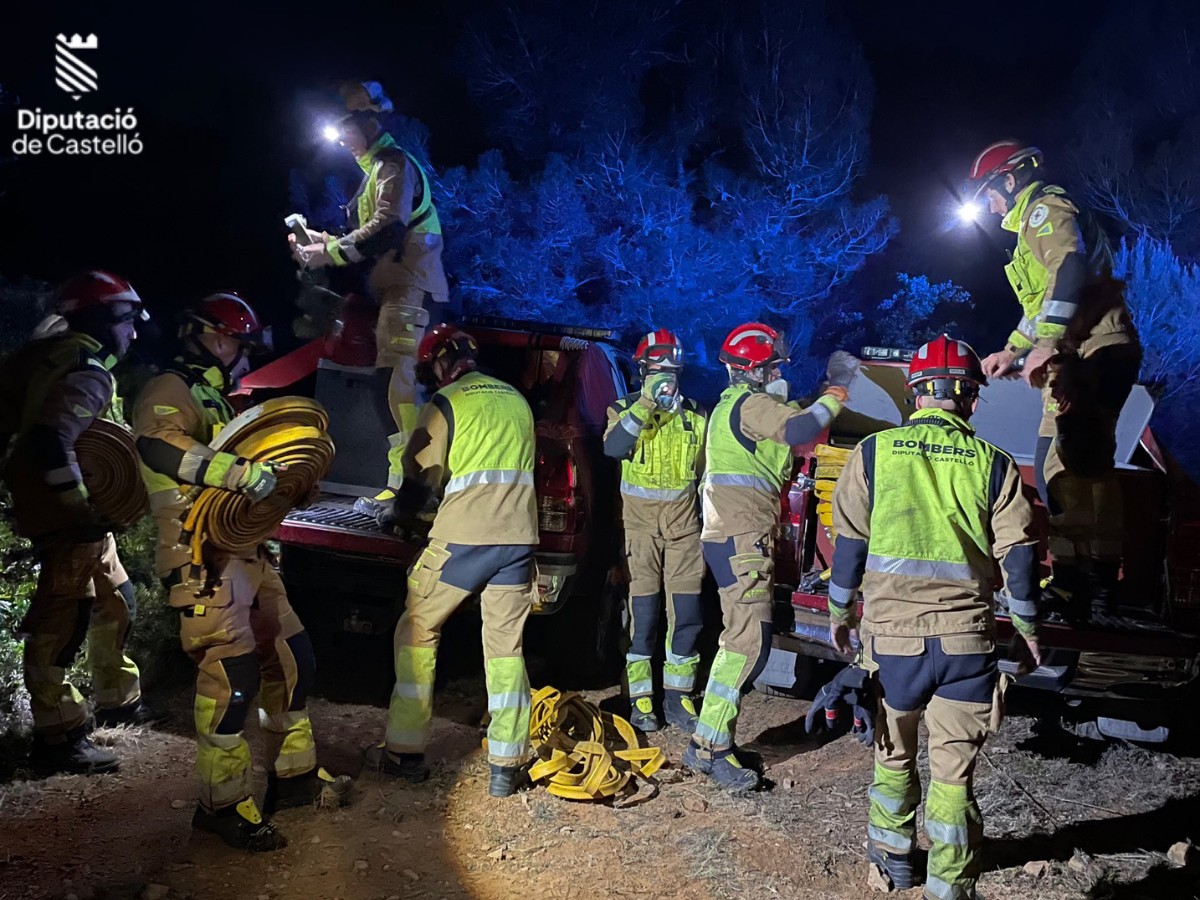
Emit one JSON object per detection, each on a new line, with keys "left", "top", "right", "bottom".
{"left": 1063, "top": 6, "right": 1200, "bottom": 257}
{"left": 444, "top": 0, "right": 896, "bottom": 380}
{"left": 1112, "top": 236, "right": 1200, "bottom": 472}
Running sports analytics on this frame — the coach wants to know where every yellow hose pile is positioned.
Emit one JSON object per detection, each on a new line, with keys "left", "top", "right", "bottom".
{"left": 182, "top": 397, "right": 334, "bottom": 557}
{"left": 813, "top": 443, "right": 853, "bottom": 541}
{"left": 75, "top": 419, "right": 149, "bottom": 530}
{"left": 527, "top": 686, "right": 666, "bottom": 800}
{"left": 813, "top": 443, "right": 854, "bottom": 583}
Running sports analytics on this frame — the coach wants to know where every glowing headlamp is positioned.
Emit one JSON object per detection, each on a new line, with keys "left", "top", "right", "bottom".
{"left": 957, "top": 202, "right": 981, "bottom": 225}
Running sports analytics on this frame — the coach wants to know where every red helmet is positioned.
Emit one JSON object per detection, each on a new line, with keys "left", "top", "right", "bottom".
{"left": 719, "top": 323, "right": 787, "bottom": 371}
{"left": 966, "top": 140, "right": 1043, "bottom": 201}
{"left": 55, "top": 270, "right": 148, "bottom": 320}
{"left": 907, "top": 334, "right": 987, "bottom": 400}
{"left": 633, "top": 328, "right": 683, "bottom": 370}
{"left": 417, "top": 323, "right": 479, "bottom": 389}
{"left": 184, "top": 292, "right": 266, "bottom": 344}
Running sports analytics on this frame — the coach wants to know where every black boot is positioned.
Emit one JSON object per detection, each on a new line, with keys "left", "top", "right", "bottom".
{"left": 1082, "top": 558, "right": 1121, "bottom": 618}
{"left": 30, "top": 727, "right": 120, "bottom": 775}
{"left": 1041, "top": 563, "right": 1090, "bottom": 625}
{"left": 192, "top": 797, "right": 287, "bottom": 851}
{"left": 264, "top": 767, "right": 353, "bottom": 814}
{"left": 93, "top": 698, "right": 168, "bottom": 729}
{"left": 488, "top": 764, "right": 524, "bottom": 798}
{"left": 663, "top": 691, "right": 700, "bottom": 731}
{"left": 866, "top": 841, "right": 915, "bottom": 890}
{"left": 363, "top": 743, "right": 430, "bottom": 782}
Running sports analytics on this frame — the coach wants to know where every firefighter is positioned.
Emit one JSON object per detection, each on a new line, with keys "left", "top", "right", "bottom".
{"left": 604, "top": 329, "right": 707, "bottom": 733}
{"left": 366, "top": 324, "right": 537, "bottom": 799}
{"left": 827, "top": 334, "right": 1042, "bottom": 900}
{"left": 290, "top": 80, "right": 451, "bottom": 522}
{"left": 683, "top": 323, "right": 855, "bottom": 791}
{"left": 967, "top": 140, "right": 1142, "bottom": 619}
{"left": 133, "top": 293, "right": 350, "bottom": 851}
{"left": 0, "top": 271, "right": 160, "bottom": 774}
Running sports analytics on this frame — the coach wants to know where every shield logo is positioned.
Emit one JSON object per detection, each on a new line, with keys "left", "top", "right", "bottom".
{"left": 55, "top": 33, "right": 99, "bottom": 101}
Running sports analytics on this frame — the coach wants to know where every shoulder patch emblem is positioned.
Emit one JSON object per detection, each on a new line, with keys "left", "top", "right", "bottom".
{"left": 71, "top": 403, "right": 94, "bottom": 419}
{"left": 1028, "top": 204, "right": 1049, "bottom": 228}
{"left": 153, "top": 404, "right": 180, "bottom": 415}
{"left": 1036, "top": 223, "right": 1054, "bottom": 237}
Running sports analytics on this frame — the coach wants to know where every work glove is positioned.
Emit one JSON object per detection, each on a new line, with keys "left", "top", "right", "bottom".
{"left": 376, "top": 497, "right": 418, "bottom": 533}
{"left": 825, "top": 350, "right": 860, "bottom": 390}
{"left": 804, "top": 664, "right": 875, "bottom": 746}
{"left": 641, "top": 372, "right": 676, "bottom": 408}
{"left": 293, "top": 240, "right": 333, "bottom": 269}
{"left": 238, "top": 461, "right": 285, "bottom": 505}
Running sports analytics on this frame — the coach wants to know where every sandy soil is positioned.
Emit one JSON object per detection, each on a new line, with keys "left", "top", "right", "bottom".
{"left": 4, "top": 678, "right": 1200, "bottom": 900}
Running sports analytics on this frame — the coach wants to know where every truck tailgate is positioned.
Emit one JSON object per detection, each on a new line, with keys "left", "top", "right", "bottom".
{"left": 275, "top": 496, "right": 420, "bottom": 563}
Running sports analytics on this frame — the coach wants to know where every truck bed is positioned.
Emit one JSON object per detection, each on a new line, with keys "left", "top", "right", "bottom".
{"left": 276, "top": 495, "right": 422, "bottom": 563}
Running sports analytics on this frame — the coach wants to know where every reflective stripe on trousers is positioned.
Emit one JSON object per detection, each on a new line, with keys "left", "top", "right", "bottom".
{"left": 386, "top": 646, "right": 437, "bottom": 752}
{"left": 867, "top": 762, "right": 921, "bottom": 854}
{"left": 258, "top": 708, "right": 317, "bottom": 778}
{"left": 486, "top": 656, "right": 531, "bottom": 765}
{"left": 925, "top": 779, "right": 983, "bottom": 898}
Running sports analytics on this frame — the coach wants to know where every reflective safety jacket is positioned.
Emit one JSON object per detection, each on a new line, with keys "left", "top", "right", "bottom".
{"left": 701, "top": 384, "right": 841, "bottom": 541}
{"left": 132, "top": 360, "right": 255, "bottom": 574}
{"left": 0, "top": 332, "right": 121, "bottom": 540}
{"left": 322, "top": 132, "right": 449, "bottom": 302}
{"left": 1001, "top": 182, "right": 1137, "bottom": 357}
{"left": 403, "top": 370, "right": 538, "bottom": 546}
{"left": 829, "top": 409, "right": 1040, "bottom": 638}
{"left": 603, "top": 392, "right": 706, "bottom": 538}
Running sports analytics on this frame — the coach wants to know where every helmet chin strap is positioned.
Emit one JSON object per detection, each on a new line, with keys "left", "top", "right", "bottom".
{"left": 182, "top": 333, "right": 234, "bottom": 387}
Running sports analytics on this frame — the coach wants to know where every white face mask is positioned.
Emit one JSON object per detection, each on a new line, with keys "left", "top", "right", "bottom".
{"left": 765, "top": 378, "right": 788, "bottom": 401}
{"left": 229, "top": 350, "right": 252, "bottom": 384}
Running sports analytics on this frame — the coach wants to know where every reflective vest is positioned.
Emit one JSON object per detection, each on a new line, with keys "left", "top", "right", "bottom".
{"left": 350, "top": 133, "right": 441, "bottom": 239}
{"left": 615, "top": 395, "right": 705, "bottom": 501}
{"left": 704, "top": 384, "right": 792, "bottom": 502}
{"left": 1001, "top": 181, "right": 1111, "bottom": 347}
{"left": 439, "top": 371, "right": 534, "bottom": 494}
{"left": 139, "top": 363, "right": 233, "bottom": 496}
{"left": 865, "top": 409, "right": 998, "bottom": 587}
{"left": 1, "top": 332, "right": 121, "bottom": 441}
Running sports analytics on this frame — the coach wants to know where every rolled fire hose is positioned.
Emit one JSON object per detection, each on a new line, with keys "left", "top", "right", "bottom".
{"left": 181, "top": 397, "right": 334, "bottom": 559}
{"left": 524, "top": 685, "right": 665, "bottom": 800}
{"left": 813, "top": 443, "right": 853, "bottom": 582}
{"left": 75, "top": 419, "right": 149, "bottom": 530}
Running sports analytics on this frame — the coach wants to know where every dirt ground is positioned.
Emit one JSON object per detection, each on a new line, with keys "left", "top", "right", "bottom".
{"left": 4, "top": 678, "right": 1200, "bottom": 900}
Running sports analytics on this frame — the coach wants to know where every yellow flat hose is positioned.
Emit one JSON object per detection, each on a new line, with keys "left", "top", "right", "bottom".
{"left": 525, "top": 685, "right": 665, "bottom": 801}
{"left": 75, "top": 419, "right": 149, "bottom": 530}
{"left": 182, "top": 397, "right": 334, "bottom": 558}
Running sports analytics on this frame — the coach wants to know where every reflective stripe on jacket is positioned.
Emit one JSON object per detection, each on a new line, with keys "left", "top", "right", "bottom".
{"left": 132, "top": 361, "right": 252, "bottom": 575}
{"left": 701, "top": 384, "right": 794, "bottom": 540}
{"left": 408, "top": 370, "right": 538, "bottom": 546}
{"left": 604, "top": 392, "right": 706, "bottom": 537}
{"left": 1001, "top": 182, "right": 1134, "bottom": 355}
{"left": 829, "top": 409, "right": 1040, "bottom": 637}
{"left": 0, "top": 332, "right": 120, "bottom": 539}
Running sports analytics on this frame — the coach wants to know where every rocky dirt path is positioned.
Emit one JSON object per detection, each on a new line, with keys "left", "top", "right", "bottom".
{"left": 3, "top": 682, "right": 1200, "bottom": 900}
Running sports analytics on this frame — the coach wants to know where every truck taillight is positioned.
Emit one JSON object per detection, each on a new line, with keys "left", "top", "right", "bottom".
{"left": 539, "top": 496, "right": 570, "bottom": 532}
{"left": 536, "top": 446, "right": 579, "bottom": 535}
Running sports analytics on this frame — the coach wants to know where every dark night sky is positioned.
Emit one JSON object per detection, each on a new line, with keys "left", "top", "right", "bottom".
{"left": 0, "top": 0, "right": 1166, "bottom": 350}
